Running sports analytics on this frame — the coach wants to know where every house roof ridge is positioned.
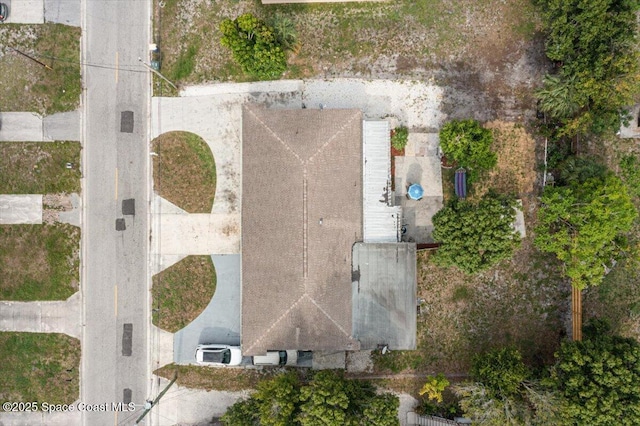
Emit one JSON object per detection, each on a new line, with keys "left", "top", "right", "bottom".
{"left": 307, "top": 294, "right": 351, "bottom": 339}
{"left": 307, "top": 110, "right": 362, "bottom": 164}
{"left": 244, "top": 293, "right": 307, "bottom": 355}
{"left": 244, "top": 104, "right": 303, "bottom": 164}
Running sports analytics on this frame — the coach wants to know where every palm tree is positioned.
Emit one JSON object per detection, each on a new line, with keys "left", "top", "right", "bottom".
{"left": 270, "top": 13, "right": 298, "bottom": 52}
{"left": 536, "top": 74, "right": 583, "bottom": 119}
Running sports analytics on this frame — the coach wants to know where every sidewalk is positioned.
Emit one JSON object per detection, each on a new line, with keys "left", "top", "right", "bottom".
{"left": 0, "top": 408, "right": 81, "bottom": 426}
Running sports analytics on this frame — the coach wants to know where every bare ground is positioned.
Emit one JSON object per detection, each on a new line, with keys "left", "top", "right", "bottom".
{"left": 157, "top": 0, "right": 548, "bottom": 122}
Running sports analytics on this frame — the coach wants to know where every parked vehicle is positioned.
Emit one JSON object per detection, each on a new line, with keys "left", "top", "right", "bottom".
{"left": 252, "top": 350, "right": 298, "bottom": 366}
{"left": 0, "top": 3, "right": 8, "bottom": 22}
{"left": 194, "top": 344, "right": 242, "bottom": 366}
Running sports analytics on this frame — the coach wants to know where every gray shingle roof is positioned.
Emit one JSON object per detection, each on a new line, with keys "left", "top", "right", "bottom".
{"left": 242, "top": 104, "right": 363, "bottom": 355}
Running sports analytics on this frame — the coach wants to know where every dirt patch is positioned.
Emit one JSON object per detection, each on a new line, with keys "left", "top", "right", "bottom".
{"left": 0, "top": 224, "right": 80, "bottom": 300}
{"left": 156, "top": 1, "right": 547, "bottom": 121}
{"left": 222, "top": 189, "right": 237, "bottom": 213}
{"left": 471, "top": 121, "right": 537, "bottom": 199}
{"left": 390, "top": 144, "right": 405, "bottom": 191}
{"left": 43, "top": 193, "right": 74, "bottom": 224}
{"left": 152, "top": 255, "right": 217, "bottom": 333}
{"left": 152, "top": 131, "right": 216, "bottom": 213}
{"left": 346, "top": 350, "right": 374, "bottom": 373}
{"left": 155, "top": 364, "right": 273, "bottom": 392}
{"left": 222, "top": 223, "right": 238, "bottom": 237}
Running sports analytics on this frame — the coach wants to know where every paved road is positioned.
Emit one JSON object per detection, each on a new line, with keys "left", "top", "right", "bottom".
{"left": 82, "top": 0, "right": 150, "bottom": 424}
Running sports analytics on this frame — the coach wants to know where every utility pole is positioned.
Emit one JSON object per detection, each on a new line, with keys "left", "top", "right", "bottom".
{"left": 138, "top": 57, "right": 177, "bottom": 90}
{"left": 135, "top": 372, "right": 178, "bottom": 424}
{"left": 10, "top": 47, "right": 53, "bottom": 70}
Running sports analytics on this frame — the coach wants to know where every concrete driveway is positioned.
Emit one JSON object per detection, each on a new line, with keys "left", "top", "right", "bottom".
{"left": 173, "top": 254, "right": 241, "bottom": 364}
{"left": 0, "top": 0, "right": 80, "bottom": 25}
{"left": 0, "top": 195, "right": 42, "bottom": 224}
{"left": 0, "top": 292, "right": 81, "bottom": 338}
{"left": 0, "top": 111, "right": 80, "bottom": 142}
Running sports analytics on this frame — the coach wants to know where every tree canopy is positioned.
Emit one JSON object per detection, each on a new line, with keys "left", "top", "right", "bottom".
{"left": 534, "top": 172, "right": 637, "bottom": 289}
{"left": 455, "top": 348, "right": 564, "bottom": 426}
{"left": 432, "top": 194, "right": 521, "bottom": 274}
{"left": 438, "top": 119, "right": 496, "bottom": 183}
{"left": 536, "top": 0, "right": 640, "bottom": 135}
{"left": 551, "top": 320, "right": 640, "bottom": 425}
{"left": 220, "top": 13, "right": 288, "bottom": 80}
{"left": 471, "top": 347, "right": 529, "bottom": 398}
{"left": 221, "top": 370, "right": 399, "bottom": 426}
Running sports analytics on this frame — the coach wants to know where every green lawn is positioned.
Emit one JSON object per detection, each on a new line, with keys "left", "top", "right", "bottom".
{"left": 152, "top": 132, "right": 216, "bottom": 213}
{"left": 0, "top": 333, "right": 80, "bottom": 406}
{"left": 0, "top": 142, "right": 81, "bottom": 194}
{"left": 0, "top": 224, "right": 80, "bottom": 301}
{"left": 152, "top": 256, "right": 217, "bottom": 333}
{"left": 0, "top": 24, "right": 81, "bottom": 114}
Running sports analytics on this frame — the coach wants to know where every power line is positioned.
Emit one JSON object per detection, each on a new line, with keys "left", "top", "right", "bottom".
{"left": 9, "top": 47, "right": 53, "bottom": 70}
{"left": 6, "top": 47, "right": 148, "bottom": 73}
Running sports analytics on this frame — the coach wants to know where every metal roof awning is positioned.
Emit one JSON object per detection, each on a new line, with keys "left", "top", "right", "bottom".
{"left": 363, "top": 121, "right": 401, "bottom": 243}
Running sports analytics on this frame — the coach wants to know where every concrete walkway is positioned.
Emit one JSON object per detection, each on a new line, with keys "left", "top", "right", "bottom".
{"left": 150, "top": 196, "right": 240, "bottom": 274}
{"left": 395, "top": 133, "right": 443, "bottom": 244}
{"left": 0, "top": 407, "right": 81, "bottom": 426}
{"left": 151, "top": 325, "right": 174, "bottom": 369}
{"left": 0, "top": 291, "right": 81, "bottom": 339}
{"left": 158, "top": 213, "right": 240, "bottom": 255}
{"left": 0, "top": 111, "right": 80, "bottom": 142}
{"left": 0, "top": 194, "right": 42, "bottom": 224}
{"left": 180, "top": 79, "right": 445, "bottom": 126}
{"left": 56, "top": 192, "right": 82, "bottom": 227}
{"left": 44, "top": 0, "right": 80, "bottom": 26}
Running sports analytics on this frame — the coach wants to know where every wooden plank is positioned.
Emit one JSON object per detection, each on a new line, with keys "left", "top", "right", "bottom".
{"left": 572, "top": 286, "right": 582, "bottom": 341}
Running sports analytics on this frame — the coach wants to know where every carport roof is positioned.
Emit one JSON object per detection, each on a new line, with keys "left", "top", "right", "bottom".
{"left": 352, "top": 242, "right": 417, "bottom": 350}
{"left": 241, "top": 104, "right": 363, "bottom": 356}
